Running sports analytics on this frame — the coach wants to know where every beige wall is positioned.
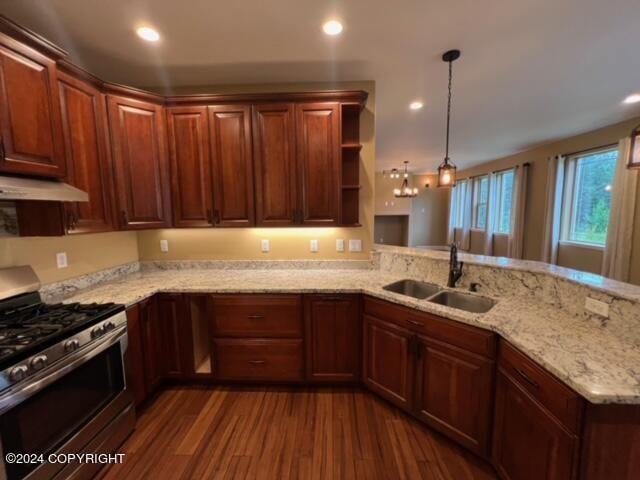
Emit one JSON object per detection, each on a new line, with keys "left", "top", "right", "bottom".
{"left": 137, "top": 81, "right": 375, "bottom": 261}
{"left": 409, "top": 174, "right": 449, "bottom": 247}
{"left": 0, "top": 232, "right": 138, "bottom": 284}
{"left": 374, "top": 172, "right": 413, "bottom": 215}
{"left": 373, "top": 216, "right": 409, "bottom": 246}
{"left": 458, "top": 116, "right": 640, "bottom": 281}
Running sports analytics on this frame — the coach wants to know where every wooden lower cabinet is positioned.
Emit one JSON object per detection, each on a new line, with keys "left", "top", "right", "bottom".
{"left": 492, "top": 371, "right": 578, "bottom": 480}
{"left": 128, "top": 294, "right": 192, "bottom": 406}
{"left": 363, "top": 315, "right": 414, "bottom": 410}
{"left": 125, "top": 304, "right": 146, "bottom": 407}
{"left": 415, "top": 336, "right": 494, "bottom": 456}
{"left": 213, "top": 338, "right": 303, "bottom": 381}
{"left": 305, "top": 294, "right": 360, "bottom": 383}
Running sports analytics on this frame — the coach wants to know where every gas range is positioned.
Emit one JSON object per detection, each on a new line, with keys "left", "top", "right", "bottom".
{"left": 0, "top": 266, "right": 134, "bottom": 480}
{"left": 0, "top": 293, "right": 123, "bottom": 370}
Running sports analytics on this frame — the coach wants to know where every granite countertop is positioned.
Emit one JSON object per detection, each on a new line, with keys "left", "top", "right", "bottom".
{"left": 59, "top": 268, "right": 640, "bottom": 405}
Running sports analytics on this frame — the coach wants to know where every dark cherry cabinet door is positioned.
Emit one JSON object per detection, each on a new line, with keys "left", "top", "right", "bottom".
{"left": 0, "top": 34, "right": 66, "bottom": 177}
{"left": 125, "top": 304, "right": 147, "bottom": 407}
{"left": 167, "top": 106, "right": 214, "bottom": 227}
{"left": 140, "top": 297, "right": 163, "bottom": 396}
{"left": 57, "top": 72, "right": 114, "bottom": 234}
{"left": 492, "top": 372, "right": 578, "bottom": 480}
{"left": 414, "top": 337, "right": 494, "bottom": 456}
{"left": 305, "top": 295, "right": 360, "bottom": 383}
{"left": 295, "top": 102, "right": 341, "bottom": 225}
{"left": 156, "top": 293, "right": 191, "bottom": 378}
{"left": 208, "top": 105, "right": 254, "bottom": 226}
{"left": 363, "top": 315, "right": 413, "bottom": 411}
{"left": 252, "top": 103, "right": 298, "bottom": 226}
{"left": 107, "top": 95, "right": 171, "bottom": 229}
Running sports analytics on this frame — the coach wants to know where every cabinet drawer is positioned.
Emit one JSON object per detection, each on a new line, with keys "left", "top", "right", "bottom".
{"left": 363, "top": 296, "right": 409, "bottom": 328}
{"left": 213, "top": 339, "right": 303, "bottom": 381}
{"left": 211, "top": 295, "right": 302, "bottom": 337}
{"left": 499, "top": 341, "right": 584, "bottom": 433}
{"left": 409, "top": 310, "right": 496, "bottom": 359}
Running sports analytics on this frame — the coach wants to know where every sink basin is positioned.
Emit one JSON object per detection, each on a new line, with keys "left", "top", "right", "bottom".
{"left": 427, "top": 291, "right": 496, "bottom": 313}
{"left": 382, "top": 279, "right": 441, "bottom": 299}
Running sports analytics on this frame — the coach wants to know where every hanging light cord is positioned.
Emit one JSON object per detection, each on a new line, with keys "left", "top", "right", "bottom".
{"left": 445, "top": 59, "right": 453, "bottom": 161}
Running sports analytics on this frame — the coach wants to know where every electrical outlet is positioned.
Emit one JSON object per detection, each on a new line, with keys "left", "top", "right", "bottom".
{"left": 336, "top": 239, "right": 345, "bottom": 252}
{"left": 310, "top": 239, "right": 319, "bottom": 253}
{"left": 349, "top": 239, "right": 362, "bottom": 252}
{"left": 261, "top": 239, "right": 270, "bottom": 253}
{"left": 585, "top": 297, "right": 609, "bottom": 318}
{"left": 160, "top": 239, "right": 169, "bottom": 252}
{"left": 56, "top": 252, "right": 68, "bottom": 269}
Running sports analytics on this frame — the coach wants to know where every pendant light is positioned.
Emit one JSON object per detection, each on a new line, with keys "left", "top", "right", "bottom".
{"left": 437, "top": 49, "right": 461, "bottom": 187}
{"left": 393, "top": 161, "right": 419, "bottom": 198}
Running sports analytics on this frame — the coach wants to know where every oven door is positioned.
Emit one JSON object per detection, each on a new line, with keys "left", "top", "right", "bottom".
{"left": 0, "top": 326, "right": 134, "bottom": 480}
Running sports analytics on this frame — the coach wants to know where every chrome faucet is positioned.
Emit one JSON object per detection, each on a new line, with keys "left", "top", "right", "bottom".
{"left": 447, "top": 243, "right": 464, "bottom": 288}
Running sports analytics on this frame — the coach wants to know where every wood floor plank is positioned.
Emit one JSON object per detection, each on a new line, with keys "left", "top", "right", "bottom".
{"left": 102, "top": 386, "right": 496, "bottom": 480}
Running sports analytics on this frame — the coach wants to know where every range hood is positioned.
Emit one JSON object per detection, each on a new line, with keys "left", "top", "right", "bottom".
{"left": 0, "top": 175, "right": 88, "bottom": 202}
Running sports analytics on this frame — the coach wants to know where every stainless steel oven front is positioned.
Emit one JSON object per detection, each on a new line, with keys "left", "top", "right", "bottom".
{"left": 0, "top": 321, "right": 134, "bottom": 480}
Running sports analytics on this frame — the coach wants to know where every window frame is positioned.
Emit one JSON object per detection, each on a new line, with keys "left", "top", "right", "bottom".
{"left": 494, "top": 168, "right": 515, "bottom": 235}
{"left": 560, "top": 145, "right": 618, "bottom": 249}
{"left": 471, "top": 175, "right": 489, "bottom": 230}
{"left": 451, "top": 179, "right": 469, "bottom": 229}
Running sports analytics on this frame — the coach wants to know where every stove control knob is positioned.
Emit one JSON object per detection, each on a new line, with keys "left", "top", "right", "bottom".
{"left": 64, "top": 339, "right": 80, "bottom": 352}
{"left": 30, "top": 355, "right": 48, "bottom": 371}
{"left": 104, "top": 321, "right": 116, "bottom": 331}
{"left": 9, "top": 365, "right": 28, "bottom": 382}
{"left": 91, "top": 325, "right": 105, "bottom": 338}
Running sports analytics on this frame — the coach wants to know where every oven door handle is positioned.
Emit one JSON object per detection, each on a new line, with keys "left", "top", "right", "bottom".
{"left": 0, "top": 326, "right": 127, "bottom": 415}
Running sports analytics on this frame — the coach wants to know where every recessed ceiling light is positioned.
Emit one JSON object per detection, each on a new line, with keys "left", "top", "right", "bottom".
{"left": 409, "top": 101, "right": 424, "bottom": 110}
{"left": 136, "top": 26, "right": 160, "bottom": 42}
{"left": 322, "top": 20, "right": 343, "bottom": 36}
{"left": 623, "top": 93, "right": 640, "bottom": 104}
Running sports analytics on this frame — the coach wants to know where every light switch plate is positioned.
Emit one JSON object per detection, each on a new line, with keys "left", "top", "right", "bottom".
{"left": 336, "top": 239, "right": 345, "bottom": 252}
{"left": 585, "top": 297, "right": 609, "bottom": 318}
{"left": 310, "top": 239, "right": 319, "bottom": 252}
{"left": 160, "top": 239, "right": 169, "bottom": 252}
{"left": 56, "top": 252, "right": 68, "bottom": 269}
{"left": 349, "top": 239, "right": 362, "bottom": 252}
{"left": 261, "top": 239, "right": 270, "bottom": 253}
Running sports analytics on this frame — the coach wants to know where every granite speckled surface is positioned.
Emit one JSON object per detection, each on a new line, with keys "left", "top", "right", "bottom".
{"left": 53, "top": 261, "right": 640, "bottom": 405}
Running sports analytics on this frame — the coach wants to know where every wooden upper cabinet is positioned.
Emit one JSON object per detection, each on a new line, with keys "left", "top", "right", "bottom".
{"left": 0, "top": 34, "right": 66, "bottom": 177}
{"left": 252, "top": 103, "right": 297, "bottom": 226}
{"left": 295, "top": 102, "right": 341, "bottom": 225}
{"left": 208, "top": 105, "right": 254, "bottom": 226}
{"left": 166, "top": 106, "right": 214, "bottom": 227}
{"left": 57, "top": 71, "right": 114, "bottom": 234}
{"left": 107, "top": 95, "right": 171, "bottom": 229}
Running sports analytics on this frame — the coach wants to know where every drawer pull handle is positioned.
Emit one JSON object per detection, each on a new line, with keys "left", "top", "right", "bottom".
{"left": 408, "top": 319, "right": 423, "bottom": 327}
{"left": 248, "top": 360, "right": 266, "bottom": 365}
{"left": 515, "top": 367, "right": 539, "bottom": 389}
{"left": 247, "top": 315, "right": 265, "bottom": 320}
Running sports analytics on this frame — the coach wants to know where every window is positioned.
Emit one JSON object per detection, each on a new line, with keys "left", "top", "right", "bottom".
{"left": 472, "top": 175, "right": 489, "bottom": 229}
{"left": 562, "top": 147, "right": 618, "bottom": 246}
{"left": 494, "top": 169, "right": 515, "bottom": 234}
{"left": 451, "top": 180, "right": 469, "bottom": 228}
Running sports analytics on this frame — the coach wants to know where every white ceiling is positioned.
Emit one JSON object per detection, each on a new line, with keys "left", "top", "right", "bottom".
{"left": 2, "top": 0, "right": 640, "bottom": 173}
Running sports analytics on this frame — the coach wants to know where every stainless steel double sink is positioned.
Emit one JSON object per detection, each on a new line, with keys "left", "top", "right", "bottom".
{"left": 382, "top": 279, "right": 496, "bottom": 314}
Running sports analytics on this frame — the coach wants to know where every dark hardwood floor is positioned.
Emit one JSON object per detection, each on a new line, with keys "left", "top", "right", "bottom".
{"left": 103, "top": 386, "right": 496, "bottom": 479}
